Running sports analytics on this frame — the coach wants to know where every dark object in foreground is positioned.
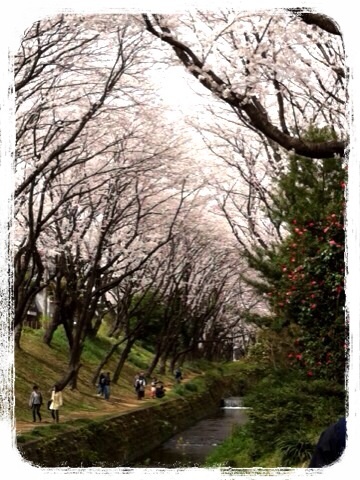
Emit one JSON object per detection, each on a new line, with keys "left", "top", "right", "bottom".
{"left": 308, "top": 417, "right": 346, "bottom": 468}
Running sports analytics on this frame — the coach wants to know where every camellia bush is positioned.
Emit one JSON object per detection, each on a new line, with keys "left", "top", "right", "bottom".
{"left": 244, "top": 127, "right": 347, "bottom": 385}
{"left": 273, "top": 212, "right": 346, "bottom": 383}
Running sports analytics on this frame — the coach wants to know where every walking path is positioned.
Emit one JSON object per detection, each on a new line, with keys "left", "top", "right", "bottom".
{"left": 16, "top": 395, "right": 143, "bottom": 434}
{"left": 16, "top": 379, "right": 192, "bottom": 435}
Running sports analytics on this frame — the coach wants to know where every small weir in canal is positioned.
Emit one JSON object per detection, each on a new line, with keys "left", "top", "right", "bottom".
{"left": 132, "top": 396, "right": 249, "bottom": 468}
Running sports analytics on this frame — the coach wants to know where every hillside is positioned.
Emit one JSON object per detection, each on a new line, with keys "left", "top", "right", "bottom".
{"left": 14, "top": 326, "right": 205, "bottom": 435}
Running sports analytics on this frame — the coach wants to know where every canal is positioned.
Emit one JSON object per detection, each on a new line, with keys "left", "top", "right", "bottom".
{"left": 131, "top": 396, "right": 249, "bottom": 468}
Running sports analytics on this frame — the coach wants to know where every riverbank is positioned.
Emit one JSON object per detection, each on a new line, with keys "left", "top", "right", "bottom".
{"left": 17, "top": 372, "right": 245, "bottom": 467}
{"left": 132, "top": 398, "right": 249, "bottom": 468}
{"left": 15, "top": 327, "right": 206, "bottom": 429}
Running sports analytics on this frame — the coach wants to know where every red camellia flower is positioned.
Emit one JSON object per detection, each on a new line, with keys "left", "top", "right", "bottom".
{"left": 310, "top": 304, "right": 317, "bottom": 309}
{"left": 296, "top": 354, "right": 302, "bottom": 360}
{"left": 307, "top": 371, "right": 313, "bottom": 377}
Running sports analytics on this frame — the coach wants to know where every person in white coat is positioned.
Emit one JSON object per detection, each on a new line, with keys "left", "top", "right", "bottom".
{"left": 49, "top": 384, "right": 63, "bottom": 423}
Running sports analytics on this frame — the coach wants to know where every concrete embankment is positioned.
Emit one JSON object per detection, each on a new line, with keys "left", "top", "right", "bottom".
{"left": 17, "top": 374, "right": 245, "bottom": 467}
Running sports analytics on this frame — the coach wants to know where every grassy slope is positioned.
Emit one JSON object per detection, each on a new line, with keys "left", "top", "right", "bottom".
{"left": 17, "top": 326, "right": 342, "bottom": 468}
{"left": 15, "top": 326, "right": 206, "bottom": 430}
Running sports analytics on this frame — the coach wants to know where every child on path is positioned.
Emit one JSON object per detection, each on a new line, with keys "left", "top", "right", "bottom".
{"left": 29, "top": 385, "right": 43, "bottom": 422}
{"left": 151, "top": 377, "right": 157, "bottom": 398}
{"left": 49, "top": 384, "right": 63, "bottom": 423}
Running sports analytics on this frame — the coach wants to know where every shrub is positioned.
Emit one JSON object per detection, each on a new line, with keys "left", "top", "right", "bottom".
{"left": 184, "top": 382, "right": 198, "bottom": 392}
{"left": 172, "top": 384, "right": 186, "bottom": 396}
{"left": 243, "top": 368, "right": 345, "bottom": 461}
{"left": 276, "top": 433, "right": 314, "bottom": 466}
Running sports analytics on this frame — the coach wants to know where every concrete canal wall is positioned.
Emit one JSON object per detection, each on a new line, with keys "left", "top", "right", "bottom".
{"left": 17, "top": 374, "right": 246, "bottom": 468}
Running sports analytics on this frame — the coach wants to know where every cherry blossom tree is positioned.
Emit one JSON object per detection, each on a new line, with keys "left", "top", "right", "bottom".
{"left": 185, "top": 100, "right": 287, "bottom": 253}
{"left": 142, "top": 9, "right": 347, "bottom": 159}
{"left": 14, "top": 14, "right": 155, "bottom": 333}
{"left": 14, "top": 13, "right": 193, "bottom": 335}
{"left": 135, "top": 203, "right": 259, "bottom": 375}
{"left": 14, "top": 12, "right": 315, "bottom": 389}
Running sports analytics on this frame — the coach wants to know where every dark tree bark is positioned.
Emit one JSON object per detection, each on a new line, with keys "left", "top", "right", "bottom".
{"left": 142, "top": 14, "right": 346, "bottom": 159}
{"left": 288, "top": 10, "right": 342, "bottom": 36}
{"left": 112, "top": 338, "right": 136, "bottom": 384}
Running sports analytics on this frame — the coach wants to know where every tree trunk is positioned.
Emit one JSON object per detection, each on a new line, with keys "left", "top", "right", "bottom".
{"left": 145, "top": 349, "right": 162, "bottom": 378}
{"left": 14, "top": 323, "right": 22, "bottom": 350}
{"left": 112, "top": 339, "right": 135, "bottom": 384}
{"left": 43, "top": 306, "right": 62, "bottom": 345}
{"left": 92, "top": 339, "right": 125, "bottom": 385}
{"left": 58, "top": 363, "right": 82, "bottom": 391}
{"left": 158, "top": 357, "right": 167, "bottom": 375}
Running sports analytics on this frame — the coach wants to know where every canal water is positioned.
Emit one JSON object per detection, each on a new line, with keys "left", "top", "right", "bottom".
{"left": 132, "top": 396, "right": 249, "bottom": 468}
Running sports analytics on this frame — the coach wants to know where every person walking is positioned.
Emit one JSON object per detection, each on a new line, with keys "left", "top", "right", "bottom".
{"left": 103, "top": 372, "right": 111, "bottom": 400}
{"left": 29, "top": 385, "right": 43, "bottom": 422}
{"left": 174, "top": 367, "right": 182, "bottom": 384}
{"left": 135, "top": 372, "right": 146, "bottom": 400}
{"left": 97, "top": 372, "right": 106, "bottom": 397}
{"left": 49, "top": 384, "right": 63, "bottom": 423}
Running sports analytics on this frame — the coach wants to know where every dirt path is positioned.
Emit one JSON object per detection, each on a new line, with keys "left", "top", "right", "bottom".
{"left": 16, "top": 384, "right": 181, "bottom": 434}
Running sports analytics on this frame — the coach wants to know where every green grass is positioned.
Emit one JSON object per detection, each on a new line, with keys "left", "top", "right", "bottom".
{"left": 15, "top": 326, "right": 224, "bottom": 434}
{"left": 205, "top": 364, "right": 345, "bottom": 468}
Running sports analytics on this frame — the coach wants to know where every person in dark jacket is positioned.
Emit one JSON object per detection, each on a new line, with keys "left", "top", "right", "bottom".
{"left": 97, "top": 372, "right": 106, "bottom": 396}
{"left": 155, "top": 381, "right": 166, "bottom": 398}
{"left": 174, "top": 368, "right": 182, "bottom": 384}
{"left": 29, "top": 385, "right": 43, "bottom": 422}
{"left": 103, "top": 372, "right": 111, "bottom": 400}
{"left": 308, "top": 417, "right": 346, "bottom": 468}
